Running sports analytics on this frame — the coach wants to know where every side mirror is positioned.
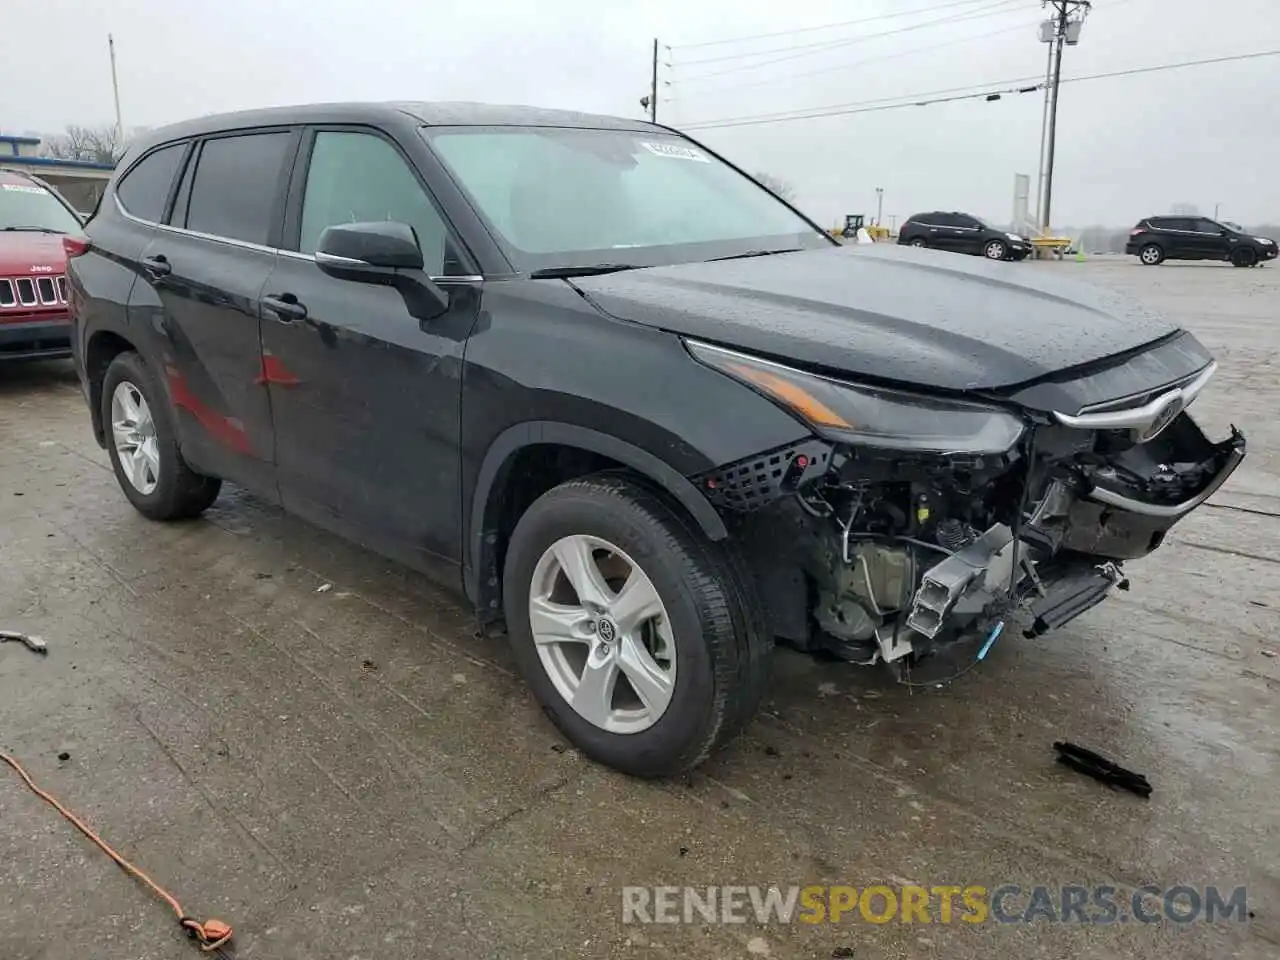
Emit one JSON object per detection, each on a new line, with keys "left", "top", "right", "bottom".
{"left": 315, "top": 221, "right": 450, "bottom": 322}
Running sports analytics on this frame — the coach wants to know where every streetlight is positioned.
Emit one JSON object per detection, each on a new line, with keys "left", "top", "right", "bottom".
{"left": 875, "top": 187, "right": 884, "bottom": 226}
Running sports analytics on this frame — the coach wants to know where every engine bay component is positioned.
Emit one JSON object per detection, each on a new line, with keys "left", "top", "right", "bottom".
{"left": 906, "top": 524, "right": 1016, "bottom": 639}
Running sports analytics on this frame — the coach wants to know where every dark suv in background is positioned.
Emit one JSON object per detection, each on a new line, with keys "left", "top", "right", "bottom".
{"left": 65, "top": 102, "right": 1243, "bottom": 778}
{"left": 1126, "top": 215, "right": 1277, "bottom": 266}
{"left": 897, "top": 211, "right": 1032, "bottom": 261}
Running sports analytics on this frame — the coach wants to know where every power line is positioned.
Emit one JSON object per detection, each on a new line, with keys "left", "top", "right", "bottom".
{"left": 664, "top": 17, "right": 1044, "bottom": 97}
{"left": 678, "top": 48, "right": 1280, "bottom": 130}
{"left": 669, "top": 0, "right": 1027, "bottom": 79}
{"left": 669, "top": 0, "right": 996, "bottom": 51}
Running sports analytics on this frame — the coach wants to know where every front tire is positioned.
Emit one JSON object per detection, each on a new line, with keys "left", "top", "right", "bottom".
{"left": 984, "top": 239, "right": 1008, "bottom": 260}
{"left": 1139, "top": 243, "right": 1164, "bottom": 265}
{"left": 101, "top": 351, "right": 221, "bottom": 521}
{"left": 502, "top": 474, "right": 771, "bottom": 778}
{"left": 1232, "top": 247, "right": 1257, "bottom": 267}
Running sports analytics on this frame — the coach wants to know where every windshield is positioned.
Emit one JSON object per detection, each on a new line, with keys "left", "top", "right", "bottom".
{"left": 423, "top": 126, "right": 831, "bottom": 271}
{"left": 0, "top": 181, "right": 83, "bottom": 234}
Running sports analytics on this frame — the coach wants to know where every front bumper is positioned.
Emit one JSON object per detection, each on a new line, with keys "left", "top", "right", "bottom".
{"left": 1259, "top": 244, "right": 1278, "bottom": 261}
{"left": 0, "top": 315, "right": 72, "bottom": 361}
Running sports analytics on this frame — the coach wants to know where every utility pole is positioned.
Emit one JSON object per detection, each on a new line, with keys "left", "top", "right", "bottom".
{"left": 1039, "top": 1, "right": 1090, "bottom": 232}
{"left": 648, "top": 38, "right": 659, "bottom": 122}
{"left": 108, "top": 34, "right": 124, "bottom": 150}
{"left": 875, "top": 187, "right": 884, "bottom": 226}
{"left": 1214, "top": 202, "right": 1221, "bottom": 220}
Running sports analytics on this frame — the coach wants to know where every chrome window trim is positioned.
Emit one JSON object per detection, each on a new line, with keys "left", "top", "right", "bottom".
{"left": 115, "top": 193, "right": 482, "bottom": 284}
{"left": 1052, "top": 361, "right": 1216, "bottom": 439}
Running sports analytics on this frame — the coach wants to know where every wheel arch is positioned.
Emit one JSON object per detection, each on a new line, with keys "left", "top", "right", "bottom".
{"left": 465, "top": 421, "right": 729, "bottom": 617}
{"left": 85, "top": 329, "right": 139, "bottom": 446}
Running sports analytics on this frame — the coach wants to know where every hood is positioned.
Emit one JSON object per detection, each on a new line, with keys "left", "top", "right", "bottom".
{"left": 0, "top": 232, "right": 68, "bottom": 275}
{"left": 571, "top": 245, "right": 1179, "bottom": 392}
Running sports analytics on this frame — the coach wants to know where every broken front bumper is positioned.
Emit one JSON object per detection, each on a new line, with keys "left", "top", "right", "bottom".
{"left": 899, "top": 414, "right": 1246, "bottom": 657}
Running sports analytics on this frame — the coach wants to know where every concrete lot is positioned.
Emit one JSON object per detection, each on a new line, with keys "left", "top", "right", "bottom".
{"left": 1, "top": 256, "right": 1277, "bottom": 959}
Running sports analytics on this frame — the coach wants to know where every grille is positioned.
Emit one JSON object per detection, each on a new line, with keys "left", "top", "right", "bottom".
{"left": 0, "top": 273, "right": 68, "bottom": 311}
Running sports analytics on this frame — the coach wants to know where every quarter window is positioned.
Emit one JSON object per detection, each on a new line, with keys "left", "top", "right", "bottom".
{"left": 115, "top": 143, "right": 186, "bottom": 222}
{"left": 184, "top": 132, "right": 291, "bottom": 245}
{"left": 298, "top": 131, "right": 455, "bottom": 275}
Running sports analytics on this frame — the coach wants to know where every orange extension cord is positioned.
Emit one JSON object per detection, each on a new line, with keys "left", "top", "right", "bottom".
{"left": 1, "top": 750, "right": 233, "bottom": 952}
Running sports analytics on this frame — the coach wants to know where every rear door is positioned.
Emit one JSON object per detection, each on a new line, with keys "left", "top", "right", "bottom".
{"left": 129, "top": 127, "right": 297, "bottom": 496}
{"left": 258, "top": 125, "right": 482, "bottom": 575}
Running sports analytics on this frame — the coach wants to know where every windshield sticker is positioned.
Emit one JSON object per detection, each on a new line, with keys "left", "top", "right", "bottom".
{"left": 2, "top": 183, "right": 48, "bottom": 195}
{"left": 640, "top": 141, "right": 710, "bottom": 163}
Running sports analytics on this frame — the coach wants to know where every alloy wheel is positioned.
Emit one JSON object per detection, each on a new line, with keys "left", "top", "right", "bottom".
{"left": 1140, "top": 245, "right": 1162, "bottom": 265}
{"left": 528, "top": 534, "right": 676, "bottom": 734}
{"left": 110, "top": 381, "right": 160, "bottom": 495}
{"left": 985, "top": 240, "right": 1006, "bottom": 260}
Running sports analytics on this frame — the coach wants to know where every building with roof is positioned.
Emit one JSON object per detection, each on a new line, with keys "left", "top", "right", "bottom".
{"left": 0, "top": 134, "right": 115, "bottom": 215}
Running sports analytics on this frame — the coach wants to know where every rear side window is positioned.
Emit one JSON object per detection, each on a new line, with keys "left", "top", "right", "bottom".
{"left": 115, "top": 143, "right": 185, "bottom": 222}
{"left": 184, "top": 132, "right": 291, "bottom": 245}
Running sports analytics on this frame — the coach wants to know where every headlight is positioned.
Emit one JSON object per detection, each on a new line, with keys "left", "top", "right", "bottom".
{"left": 1254, "top": 237, "right": 1274, "bottom": 245}
{"left": 686, "top": 340, "right": 1026, "bottom": 454}
{"left": 1006, "top": 232, "right": 1024, "bottom": 242}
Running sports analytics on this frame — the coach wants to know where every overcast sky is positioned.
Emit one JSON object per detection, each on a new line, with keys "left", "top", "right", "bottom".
{"left": 5, "top": 0, "right": 1278, "bottom": 228}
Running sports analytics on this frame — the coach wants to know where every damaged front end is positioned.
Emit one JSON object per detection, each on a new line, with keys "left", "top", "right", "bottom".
{"left": 688, "top": 342, "right": 1246, "bottom": 679}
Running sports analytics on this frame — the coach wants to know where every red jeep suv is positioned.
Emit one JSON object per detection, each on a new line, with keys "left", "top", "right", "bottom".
{"left": 0, "top": 169, "right": 82, "bottom": 361}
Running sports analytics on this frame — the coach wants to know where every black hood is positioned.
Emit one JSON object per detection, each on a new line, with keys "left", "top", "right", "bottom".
{"left": 570, "top": 245, "right": 1181, "bottom": 393}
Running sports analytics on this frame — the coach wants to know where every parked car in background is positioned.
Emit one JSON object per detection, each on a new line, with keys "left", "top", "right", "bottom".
{"left": 1125, "top": 216, "right": 1278, "bottom": 267}
{"left": 897, "top": 211, "right": 1032, "bottom": 261}
{"left": 67, "top": 102, "right": 1244, "bottom": 778}
{"left": 0, "top": 169, "right": 80, "bottom": 361}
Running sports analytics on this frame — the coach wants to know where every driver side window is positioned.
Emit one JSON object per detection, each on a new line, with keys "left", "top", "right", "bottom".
{"left": 298, "top": 130, "right": 458, "bottom": 275}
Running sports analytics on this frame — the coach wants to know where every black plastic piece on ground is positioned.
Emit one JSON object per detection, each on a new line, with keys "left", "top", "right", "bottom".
{"left": 1053, "top": 741, "right": 1152, "bottom": 798}
{"left": 1023, "top": 568, "right": 1116, "bottom": 638}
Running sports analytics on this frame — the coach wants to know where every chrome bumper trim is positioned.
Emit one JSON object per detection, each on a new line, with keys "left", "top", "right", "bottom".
{"left": 1052, "top": 361, "right": 1217, "bottom": 441}
{"left": 1085, "top": 442, "right": 1246, "bottom": 518}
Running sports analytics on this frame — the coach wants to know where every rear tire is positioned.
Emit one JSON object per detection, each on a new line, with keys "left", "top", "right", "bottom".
{"left": 1139, "top": 243, "right": 1164, "bottom": 266}
{"left": 101, "top": 351, "right": 221, "bottom": 521}
{"left": 908, "top": 237, "right": 927, "bottom": 248}
{"left": 1232, "top": 247, "right": 1257, "bottom": 267}
{"left": 502, "top": 473, "right": 772, "bottom": 778}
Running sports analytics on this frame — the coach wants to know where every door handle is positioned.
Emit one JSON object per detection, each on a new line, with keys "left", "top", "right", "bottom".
{"left": 262, "top": 294, "right": 308, "bottom": 323}
{"left": 142, "top": 255, "right": 171, "bottom": 279}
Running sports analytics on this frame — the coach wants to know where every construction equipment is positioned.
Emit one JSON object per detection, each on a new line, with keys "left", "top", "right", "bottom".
{"left": 831, "top": 214, "right": 893, "bottom": 243}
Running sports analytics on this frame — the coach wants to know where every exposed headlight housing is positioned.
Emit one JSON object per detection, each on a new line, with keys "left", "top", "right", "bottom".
{"left": 686, "top": 340, "right": 1026, "bottom": 455}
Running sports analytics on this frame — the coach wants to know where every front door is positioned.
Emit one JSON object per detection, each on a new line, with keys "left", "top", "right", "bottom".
{"left": 129, "top": 130, "right": 295, "bottom": 497}
{"left": 1190, "top": 218, "right": 1232, "bottom": 260}
{"left": 259, "top": 127, "right": 482, "bottom": 575}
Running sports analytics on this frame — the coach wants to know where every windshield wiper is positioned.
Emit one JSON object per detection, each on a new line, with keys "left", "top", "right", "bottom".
{"left": 529, "top": 263, "right": 641, "bottom": 279}
{"left": 708, "top": 248, "right": 801, "bottom": 262}
{"left": 2, "top": 225, "right": 65, "bottom": 234}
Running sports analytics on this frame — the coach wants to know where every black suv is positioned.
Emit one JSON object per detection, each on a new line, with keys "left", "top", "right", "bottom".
{"left": 897, "top": 211, "right": 1032, "bottom": 261}
{"left": 66, "top": 103, "right": 1244, "bottom": 777}
{"left": 1126, "top": 215, "right": 1278, "bottom": 267}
